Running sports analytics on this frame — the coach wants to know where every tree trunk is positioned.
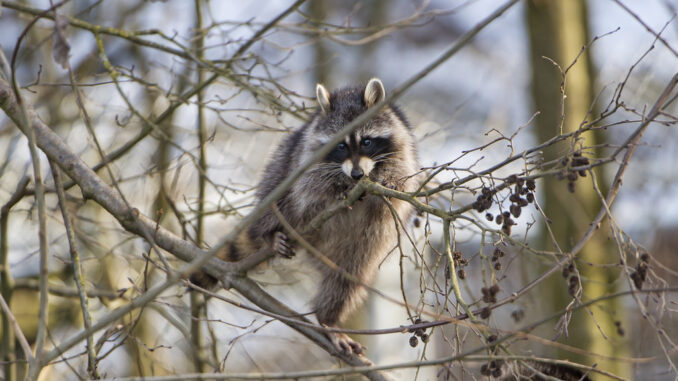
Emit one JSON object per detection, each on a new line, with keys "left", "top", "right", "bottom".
{"left": 526, "top": 0, "right": 630, "bottom": 378}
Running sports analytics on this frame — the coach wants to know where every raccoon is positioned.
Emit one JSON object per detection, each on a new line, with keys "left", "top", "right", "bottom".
{"left": 190, "top": 78, "right": 419, "bottom": 355}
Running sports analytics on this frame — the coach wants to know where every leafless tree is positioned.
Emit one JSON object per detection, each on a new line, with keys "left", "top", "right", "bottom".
{"left": 1, "top": 1, "right": 677, "bottom": 380}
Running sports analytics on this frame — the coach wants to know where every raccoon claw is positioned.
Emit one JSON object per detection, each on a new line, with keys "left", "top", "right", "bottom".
{"left": 329, "top": 331, "right": 366, "bottom": 356}
{"left": 380, "top": 179, "right": 400, "bottom": 191}
{"left": 273, "top": 231, "right": 295, "bottom": 258}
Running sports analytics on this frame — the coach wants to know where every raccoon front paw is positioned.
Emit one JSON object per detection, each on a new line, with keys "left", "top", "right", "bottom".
{"left": 380, "top": 179, "right": 401, "bottom": 191}
{"left": 273, "top": 231, "right": 295, "bottom": 258}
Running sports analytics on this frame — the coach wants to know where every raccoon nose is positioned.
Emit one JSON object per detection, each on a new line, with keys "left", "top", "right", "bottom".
{"left": 350, "top": 168, "right": 364, "bottom": 180}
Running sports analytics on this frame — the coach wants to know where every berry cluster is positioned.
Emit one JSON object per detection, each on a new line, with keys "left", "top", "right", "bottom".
{"left": 482, "top": 175, "right": 536, "bottom": 235}
{"left": 480, "top": 360, "right": 503, "bottom": 377}
{"left": 450, "top": 250, "right": 469, "bottom": 280}
{"left": 614, "top": 320, "right": 625, "bottom": 336}
{"left": 630, "top": 252, "right": 650, "bottom": 289}
{"left": 473, "top": 186, "right": 495, "bottom": 213}
{"left": 491, "top": 247, "right": 505, "bottom": 271}
{"left": 408, "top": 318, "right": 430, "bottom": 347}
{"left": 561, "top": 263, "right": 579, "bottom": 296}
{"left": 558, "top": 151, "right": 590, "bottom": 193}
{"left": 479, "top": 284, "right": 500, "bottom": 319}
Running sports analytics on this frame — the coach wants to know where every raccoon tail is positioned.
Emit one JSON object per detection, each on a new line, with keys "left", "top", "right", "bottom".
{"left": 189, "top": 270, "right": 219, "bottom": 290}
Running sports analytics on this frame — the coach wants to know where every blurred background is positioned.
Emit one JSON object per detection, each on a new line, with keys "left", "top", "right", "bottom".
{"left": 1, "top": 0, "right": 677, "bottom": 380}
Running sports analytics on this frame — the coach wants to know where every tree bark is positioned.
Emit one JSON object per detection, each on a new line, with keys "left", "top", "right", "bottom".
{"left": 526, "top": 0, "right": 630, "bottom": 378}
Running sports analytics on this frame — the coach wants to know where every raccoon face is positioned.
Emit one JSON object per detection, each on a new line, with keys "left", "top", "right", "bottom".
{"left": 311, "top": 78, "right": 404, "bottom": 183}
{"left": 325, "top": 135, "right": 393, "bottom": 180}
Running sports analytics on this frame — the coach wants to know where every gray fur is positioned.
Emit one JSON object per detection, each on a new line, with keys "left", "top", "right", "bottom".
{"left": 251, "top": 79, "right": 419, "bottom": 326}
{"left": 191, "top": 79, "right": 419, "bottom": 349}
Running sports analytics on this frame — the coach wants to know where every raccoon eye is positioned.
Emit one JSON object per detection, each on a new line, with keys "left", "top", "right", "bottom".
{"left": 361, "top": 139, "right": 372, "bottom": 147}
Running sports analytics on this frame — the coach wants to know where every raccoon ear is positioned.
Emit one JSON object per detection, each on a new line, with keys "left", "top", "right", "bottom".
{"left": 316, "top": 83, "right": 331, "bottom": 113}
{"left": 364, "top": 78, "right": 385, "bottom": 107}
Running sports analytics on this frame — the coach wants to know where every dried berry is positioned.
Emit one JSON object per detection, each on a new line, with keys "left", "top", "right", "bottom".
{"left": 494, "top": 262, "right": 502, "bottom": 271}
{"left": 631, "top": 271, "right": 643, "bottom": 289}
{"left": 494, "top": 248, "right": 505, "bottom": 257}
{"left": 511, "top": 309, "right": 525, "bottom": 322}
{"left": 507, "top": 174, "right": 518, "bottom": 184}
{"left": 510, "top": 204, "right": 521, "bottom": 218}
{"left": 488, "top": 334, "right": 498, "bottom": 343}
{"left": 413, "top": 217, "right": 421, "bottom": 228}
{"left": 640, "top": 252, "right": 650, "bottom": 263}
{"left": 495, "top": 214, "right": 503, "bottom": 225}
{"left": 526, "top": 192, "right": 535, "bottom": 203}
{"left": 516, "top": 177, "right": 525, "bottom": 187}
{"left": 614, "top": 321, "right": 625, "bottom": 336}
{"left": 567, "top": 171, "right": 578, "bottom": 182}
{"left": 491, "top": 368, "right": 503, "bottom": 377}
{"left": 421, "top": 333, "right": 429, "bottom": 343}
{"left": 485, "top": 212, "right": 493, "bottom": 221}
{"left": 490, "top": 284, "right": 500, "bottom": 295}
{"left": 568, "top": 284, "right": 578, "bottom": 296}
{"left": 509, "top": 193, "right": 519, "bottom": 203}
{"left": 526, "top": 179, "right": 536, "bottom": 190}
{"left": 562, "top": 267, "right": 570, "bottom": 278}
{"left": 458, "top": 269, "right": 466, "bottom": 279}
{"left": 480, "top": 307, "right": 491, "bottom": 319}
{"left": 568, "top": 181, "right": 576, "bottom": 193}
{"left": 480, "top": 364, "right": 490, "bottom": 375}
{"left": 518, "top": 197, "right": 529, "bottom": 207}
{"left": 481, "top": 186, "right": 491, "bottom": 195}
{"left": 409, "top": 335, "right": 418, "bottom": 347}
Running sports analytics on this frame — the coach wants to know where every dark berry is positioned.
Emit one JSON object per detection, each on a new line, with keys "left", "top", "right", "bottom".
{"left": 480, "top": 364, "right": 490, "bottom": 375}
{"left": 526, "top": 179, "right": 536, "bottom": 190}
{"left": 526, "top": 192, "right": 535, "bottom": 203}
{"left": 458, "top": 269, "right": 466, "bottom": 279}
{"left": 485, "top": 213, "right": 493, "bottom": 221}
{"left": 511, "top": 309, "right": 525, "bottom": 322}
{"left": 480, "top": 307, "right": 491, "bottom": 319}
{"left": 494, "top": 262, "right": 502, "bottom": 271}
{"left": 421, "top": 333, "right": 429, "bottom": 343}
{"left": 510, "top": 204, "right": 521, "bottom": 218}
{"left": 507, "top": 174, "right": 518, "bottom": 184}
{"left": 409, "top": 335, "right": 418, "bottom": 347}
{"left": 495, "top": 214, "right": 503, "bottom": 225}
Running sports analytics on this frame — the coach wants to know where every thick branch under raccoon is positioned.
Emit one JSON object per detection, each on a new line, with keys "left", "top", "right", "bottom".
{"left": 190, "top": 78, "right": 420, "bottom": 355}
